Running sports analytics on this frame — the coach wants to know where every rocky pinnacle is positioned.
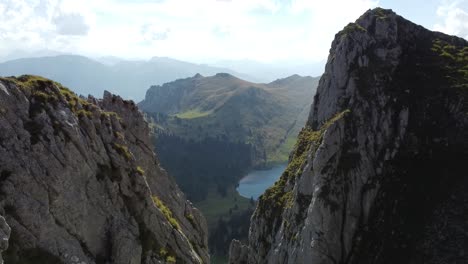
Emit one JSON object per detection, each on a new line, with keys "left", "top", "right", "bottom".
{"left": 230, "top": 7, "right": 467, "bottom": 264}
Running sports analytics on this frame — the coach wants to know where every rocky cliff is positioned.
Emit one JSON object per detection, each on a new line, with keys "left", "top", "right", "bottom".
{"left": 0, "top": 216, "right": 10, "bottom": 264}
{"left": 230, "top": 8, "right": 467, "bottom": 264}
{"left": 0, "top": 75, "right": 209, "bottom": 263}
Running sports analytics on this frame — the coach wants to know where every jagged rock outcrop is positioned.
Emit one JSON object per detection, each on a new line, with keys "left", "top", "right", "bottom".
{"left": 0, "top": 216, "right": 10, "bottom": 264}
{"left": 0, "top": 75, "right": 209, "bottom": 263}
{"left": 230, "top": 8, "right": 467, "bottom": 264}
{"left": 228, "top": 240, "right": 248, "bottom": 264}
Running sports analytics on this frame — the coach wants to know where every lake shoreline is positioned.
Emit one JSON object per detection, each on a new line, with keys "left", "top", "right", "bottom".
{"left": 237, "top": 163, "right": 287, "bottom": 200}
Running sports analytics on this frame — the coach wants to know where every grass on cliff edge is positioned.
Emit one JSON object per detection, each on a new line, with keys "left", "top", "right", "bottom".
{"left": 267, "top": 135, "right": 297, "bottom": 165}
{"left": 0, "top": 75, "right": 105, "bottom": 117}
{"left": 431, "top": 39, "right": 468, "bottom": 112}
{"left": 152, "top": 196, "right": 181, "bottom": 230}
{"left": 258, "top": 110, "right": 351, "bottom": 214}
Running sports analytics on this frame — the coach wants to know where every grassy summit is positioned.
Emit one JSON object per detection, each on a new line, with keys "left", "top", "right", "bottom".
{"left": 140, "top": 73, "right": 319, "bottom": 169}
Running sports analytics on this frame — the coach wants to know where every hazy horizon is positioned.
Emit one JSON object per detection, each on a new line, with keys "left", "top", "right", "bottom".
{"left": 0, "top": 0, "right": 466, "bottom": 67}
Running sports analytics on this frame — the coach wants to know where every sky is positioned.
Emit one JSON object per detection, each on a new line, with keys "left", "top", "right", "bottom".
{"left": 0, "top": 0, "right": 466, "bottom": 64}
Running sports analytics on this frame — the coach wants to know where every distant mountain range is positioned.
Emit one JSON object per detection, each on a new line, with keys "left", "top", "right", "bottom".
{"left": 0, "top": 52, "right": 325, "bottom": 100}
{"left": 209, "top": 59, "right": 325, "bottom": 82}
{"left": 0, "top": 55, "right": 253, "bottom": 100}
{"left": 140, "top": 73, "right": 319, "bottom": 166}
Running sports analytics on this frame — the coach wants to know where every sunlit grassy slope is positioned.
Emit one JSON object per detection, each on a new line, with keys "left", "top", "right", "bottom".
{"left": 175, "top": 109, "right": 212, "bottom": 119}
{"left": 141, "top": 73, "right": 319, "bottom": 167}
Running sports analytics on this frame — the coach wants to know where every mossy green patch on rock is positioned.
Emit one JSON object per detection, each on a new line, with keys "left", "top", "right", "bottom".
{"left": 101, "top": 111, "right": 122, "bottom": 120}
{"left": 76, "top": 109, "right": 93, "bottom": 119}
{"left": 0, "top": 75, "right": 108, "bottom": 120}
{"left": 32, "top": 91, "right": 58, "bottom": 104}
{"left": 339, "top": 23, "right": 367, "bottom": 37}
{"left": 57, "top": 86, "right": 92, "bottom": 114}
{"left": 166, "top": 255, "right": 176, "bottom": 263}
{"left": 112, "top": 143, "right": 133, "bottom": 161}
{"left": 1, "top": 75, "right": 53, "bottom": 92}
{"left": 373, "top": 7, "right": 389, "bottom": 19}
{"left": 185, "top": 213, "right": 196, "bottom": 227}
{"left": 135, "top": 166, "right": 145, "bottom": 175}
{"left": 114, "top": 131, "right": 125, "bottom": 140}
{"left": 251, "top": 110, "right": 350, "bottom": 254}
{"left": 152, "top": 196, "right": 181, "bottom": 230}
{"left": 431, "top": 39, "right": 468, "bottom": 95}
{"left": 159, "top": 247, "right": 177, "bottom": 263}
{"left": 257, "top": 110, "right": 350, "bottom": 215}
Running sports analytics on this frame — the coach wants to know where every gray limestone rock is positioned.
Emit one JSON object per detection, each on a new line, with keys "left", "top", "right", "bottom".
{"left": 0, "top": 76, "right": 209, "bottom": 263}
{"left": 230, "top": 7, "right": 468, "bottom": 264}
{"left": 0, "top": 216, "right": 10, "bottom": 264}
{"left": 228, "top": 240, "right": 249, "bottom": 264}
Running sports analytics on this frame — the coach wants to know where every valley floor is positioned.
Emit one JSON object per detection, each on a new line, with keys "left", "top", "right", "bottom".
{"left": 195, "top": 188, "right": 255, "bottom": 263}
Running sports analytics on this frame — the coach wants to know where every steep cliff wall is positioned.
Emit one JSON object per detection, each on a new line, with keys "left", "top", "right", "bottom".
{"left": 0, "top": 216, "right": 10, "bottom": 264}
{"left": 0, "top": 75, "right": 209, "bottom": 263}
{"left": 230, "top": 8, "right": 467, "bottom": 264}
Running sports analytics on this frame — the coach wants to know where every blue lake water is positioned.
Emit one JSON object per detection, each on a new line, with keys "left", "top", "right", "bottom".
{"left": 237, "top": 163, "right": 287, "bottom": 200}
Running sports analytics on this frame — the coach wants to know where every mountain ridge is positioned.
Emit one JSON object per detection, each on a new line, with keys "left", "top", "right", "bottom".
{"left": 0, "top": 55, "right": 253, "bottom": 101}
{"left": 140, "top": 73, "right": 319, "bottom": 176}
{"left": 230, "top": 7, "right": 467, "bottom": 264}
{"left": 0, "top": 75, "right": 210, "bottom": 263}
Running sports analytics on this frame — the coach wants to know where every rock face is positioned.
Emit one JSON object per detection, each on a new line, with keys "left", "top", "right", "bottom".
{"left": 230, "top": 8, "right": 467, "bottom": 264}
{"left": 0, "top": 75, "right": 209, "bottom": 263}
{"left": 0, "top": 216, "right": 10, "bottom": 264}
{"left": 228, "top": 240, "right": 248, "bottom": 264}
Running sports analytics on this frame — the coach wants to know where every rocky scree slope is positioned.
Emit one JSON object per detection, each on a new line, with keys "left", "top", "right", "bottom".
{"left": 229, "top": 8, "right": 468, "bottom": 264}
{"left": 0, "top": 75, "right": 209, "bottom": 264}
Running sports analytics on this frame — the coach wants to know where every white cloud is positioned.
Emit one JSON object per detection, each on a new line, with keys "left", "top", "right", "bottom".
{"left": 286, "top": 0, "right": 379, "bottom": 61}
{"left": 140, "top": 23, "right": 171, "bottom": 43}
{"left": 434, "top": 0, "right": 468, "bottom": 39}
{"left": 212, "top": 25, "right": 232, "bottom": 38}
{"left": 53, "top": 13, "right": 90, "bottom": 35}
{"left": 0, "top": 0, "right": 94, "bottom": 57}
{"left": 88, "top": 0, "right": 378, "bottom": 62}
{"left": 7, "top": 0, "right": 444, "bottom": 64}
